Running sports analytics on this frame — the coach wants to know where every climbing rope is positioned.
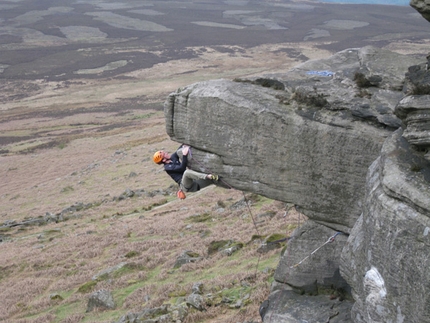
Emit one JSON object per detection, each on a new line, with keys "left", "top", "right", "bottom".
{"left": 188, "top": 147, "right": 261, "bottom": 235}
{"left": 187, "top": 147, "right": 344, "bottom": 322}
{"left": 289, "top": 232, "right": 342, "bottom": 268}
{"left": 188, "top": 147, "right": 262, "bottom": 276}
{"left": 266, "top": 231, "right": 343, "bottom": 322}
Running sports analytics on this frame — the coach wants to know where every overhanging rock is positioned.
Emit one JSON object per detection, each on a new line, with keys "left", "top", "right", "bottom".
{"left": 165, "top": 46, "right": 421, "bottom": 233}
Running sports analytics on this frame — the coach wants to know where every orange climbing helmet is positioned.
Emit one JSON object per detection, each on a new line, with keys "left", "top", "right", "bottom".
{"left": 153, "top": 151, "right": 163, "bottom": 164}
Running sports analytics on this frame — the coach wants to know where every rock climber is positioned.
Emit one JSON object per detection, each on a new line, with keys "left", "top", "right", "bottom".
{"left": 152, "top": 145, "right": 219, "bottom": 199}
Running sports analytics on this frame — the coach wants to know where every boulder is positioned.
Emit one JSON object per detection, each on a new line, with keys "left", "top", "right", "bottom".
{"left": 207, "top": 240, "right": 243, "bottom": 256}
{"left": 186, "top": 293, "right": 205, "bottom": 311}
{"left": 113, "top": 303, "right": 189, "bottom": 323}
{"left": 86, "top": 289, "right": 115, "bottom": 312}
{"left": 164, "top": 45, "right": 430, "bottom": 322}
{"left": 395, "top": 95, "right": 430, "bottom": 157}
{"left": 340, "top": 128, "right": 430, "bottom": 323}
{"left": 114, "top": 305, "right": 169, "bottom": 323}
{"left": 173, "top": 250, "right": 202, "bottom": 268}
{"left": 274, "top": 221, "right": 349, "bottom": 295}
{"left": 191, "top": 282, "right": 204, "bottom": 295}
{"left": 262, "top": 289, "right": 353, "bottom": 323}
{"left": 165, "top": 46, "right": 421, "bottom": 233}
{"left": 403, "top": 62, "right": 430, "bottom": 95}
{"left": 410, "top": 0, "right": 430, "bottom": 22}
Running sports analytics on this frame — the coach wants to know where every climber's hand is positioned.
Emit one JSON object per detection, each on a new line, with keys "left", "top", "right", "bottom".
{"left": 182, "top": 146, "right": 189, "bottom": 156}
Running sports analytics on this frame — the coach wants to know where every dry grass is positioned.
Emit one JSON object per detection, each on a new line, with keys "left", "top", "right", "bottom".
{"left": 0, "top": 36, "right": 312, "bottom": 323}
{"left": 0, "top": 175, "right": 303, "bottom": 322}
{"left": 0, "top": 100, "right": 304, "bottom": 322}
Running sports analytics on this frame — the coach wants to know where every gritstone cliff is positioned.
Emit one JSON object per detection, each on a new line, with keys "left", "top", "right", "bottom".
{"left": 163, "top": 3, "right": 430, "bottom": 322}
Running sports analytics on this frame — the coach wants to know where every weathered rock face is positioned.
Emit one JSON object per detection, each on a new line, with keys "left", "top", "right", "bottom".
{"left": 410, "top": 0, "right": 430, "bottom": 22}
{"left": 165, "top": 46, "right": 419, "bottom": 232}
{"left": 164, "top": 45, "right": 430, "bottom": 322}
{"left": 274, "top": 221, "right": 350, "bottom": 294}
{"left": 395, "top": 95, "right": 430, "bottom": 156}
{"left": 340, "top": 127, "right": 430, "bottom": 323}
{"left": 264, "top": 289, "right": 353, "bottom": 323}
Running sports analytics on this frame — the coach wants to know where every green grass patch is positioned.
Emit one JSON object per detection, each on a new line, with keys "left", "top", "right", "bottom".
{"left": 246, "top": 194, "right": 274, "bottom": 210}
{"left": 77, "top": 280, "right": 97, "bottom": 293}
{"left": 221, "top": 284, "right": 253, "bottom": 301}
{"left": 57, "top": 142, "right": 67, "bottom": 149}
{"left": 207, "top": 240, "right": 230, "bottom": 255}
{"left": 112, "top": 279, "right": 148, "bottom": 308}
{"left": 257, "top": 253, "right": 281, "bottom": 271}
{"left": 187, "top": 213, "right": 213, "bottom": 223}
{"left": 112, "top": 263, "right": 145, "bottom": 278}
{"left": 52, "top": 297, "right": 86, "bottom": 322}
{"left": 131, "top": 113, "right": 155, "bottom": 120}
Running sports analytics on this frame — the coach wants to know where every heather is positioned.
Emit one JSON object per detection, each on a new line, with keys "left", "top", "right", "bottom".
{"left": 0, "top": 113, "right": 303, "bottom": 322}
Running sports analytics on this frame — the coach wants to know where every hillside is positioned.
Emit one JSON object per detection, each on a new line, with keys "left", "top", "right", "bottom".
{"left": 1, "top": 0, "right": 430, "bottom": 322}
{"left": 0, "top": 30, "right": 311, "bottom": 323}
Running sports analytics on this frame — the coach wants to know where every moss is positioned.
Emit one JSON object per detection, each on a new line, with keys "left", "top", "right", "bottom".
{"left": 280, "top": 245, "right": 288, "bottom": 256}
{"left": 293, "top": 90, "right": 328, "bottom": 108}
{"left": 216, "top": 200, "right": 226, "bottom": 208}
{"left": 232, "top": 242, "right": 244, "bottom": 249}
{"left": 112, "top": 263, "right": 145, "bottom": 279}
{"left": 125, "top": 250, "right": 139, "bottom": 258}
{"left": 220, "top": 284, "right": 253, "bottom": 305}
{"left": 266, "top": 233, "right": 286, "bottom": 243}
{"left": 286, "top": 224, "right": 298, "bottom": 231}
{"left": 412, "top": 83, "right": 430, "bottom": 95}
{"left": 57, "top": 142, "right": 67, "bottom": 149}
{"left": 187, "top": 213, "right": 212, "bottom": 223}
{"left": 250, "top": 234, "right": 265, "bottom": 242}
{"left": 206, "top": 295, "right": 223, "bottom": 307}
{"left": 208, "top": 240, "right": 229, "bottom": 255}
{"left": 168, "top": 290, "right": 187, "bottom": 297}
{"left": 246, "top": 193, "right": 261, "bottom": 203}
{"left": 254, "top": 78, "right": 285, "bottom": 90}
{"left": 185, "top": 251, "right": 200, "bottom": 258}
{"left": 77, "top": 280, "right": 97, "bottom": 293}
{"left": 233, "top": 77, "right": 251, "bottom": 83}
{"left": 233, "top": 77, "right": 285, "bottom": 90}
{"left": 354, "top": 72, "right": 372, "bottom": 88}
{"left": 411, "top": 164, "right": 423, "bottom": 172}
